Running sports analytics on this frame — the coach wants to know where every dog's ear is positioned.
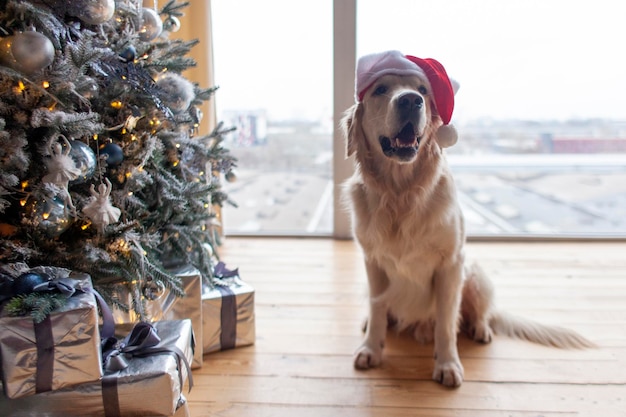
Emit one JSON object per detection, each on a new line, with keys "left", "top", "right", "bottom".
{"left": 341, "top": 103, "right": 363, "bottom": 158}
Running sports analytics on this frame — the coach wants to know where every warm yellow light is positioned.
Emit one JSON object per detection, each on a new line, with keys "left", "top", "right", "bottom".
{"left": 21, "top": 181, "right": 28, "bottom": 189}
{"left": 121, "top": 128, "right": 127, "bottom": 135}
{"left": 175, "top": 143, "right": 180, "bottom": 148}
{"left": 128, "top": 191, "right": 133, "bottom": 196}
{"left": 42, "top": 212, "right": 50, "bottom": 220}
{"left": 110, "top": 100, "right": 123, "bottom": 109}
{"left": 125, "top": 171, "right": 132, "bottom": 179}
{"left": 16, "top": 80, "right": 26, "bottom": 92}
{"left": 81, "top": 221, "right": 91, "bottom": 230}
{"left": 93, "top": 134, "right": 99, "bottom": 141}
{"left": 20, "top": 199, "right": 27, "bottom": 207}
{"left": 173, "top": 160, "right": 179, "bottom": 167}
{"left": 42, "top": 81, "right": 50, "bottom": 88}
{"left": 204, "top": 203, "right": 209, "bottom": 209}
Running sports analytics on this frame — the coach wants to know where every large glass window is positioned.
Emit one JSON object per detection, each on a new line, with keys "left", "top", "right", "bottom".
{"left": 212, "top": 0, "right": 333, "bottom": 235}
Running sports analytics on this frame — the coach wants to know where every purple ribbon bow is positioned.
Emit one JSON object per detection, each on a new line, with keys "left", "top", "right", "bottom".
{"left": 214, "top": 261, "right": 239, "bottom": 279}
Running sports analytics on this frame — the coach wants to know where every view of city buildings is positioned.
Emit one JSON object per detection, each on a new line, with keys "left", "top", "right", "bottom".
{"left": 221, "top": 116, "right": 626, "bottom": 237}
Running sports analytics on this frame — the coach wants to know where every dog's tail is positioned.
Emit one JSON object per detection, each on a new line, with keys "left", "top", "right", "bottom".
{"left": 490, "top": 311, "right": 596, "bottom": 349}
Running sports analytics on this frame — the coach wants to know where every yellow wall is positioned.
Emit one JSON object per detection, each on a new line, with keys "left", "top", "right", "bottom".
{"left": 174, "top": 1, "right": 216, "bottom": 136}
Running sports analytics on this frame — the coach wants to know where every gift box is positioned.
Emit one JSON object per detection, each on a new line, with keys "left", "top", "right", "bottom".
{"left": 0, "top": 269, "right": 104, "bottom": 399}
{"left": 0, "top": 319, "right": 194, "bottom": 416}
{"left": 111, "top": 265, "right": 203, "bottom": 369}
{"left": 202, "top": 263, "right": 255, "bottom": 354}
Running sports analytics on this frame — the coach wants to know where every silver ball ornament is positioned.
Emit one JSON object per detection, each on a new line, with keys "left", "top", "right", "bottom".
{"left": 142, "top": 279, "right": 166, "bottom": 301}
{"left": 68, "top": 140, "right": 97, "bottom": 185}
{"left": 67, "top": 0, "right": 115, "bottom": 25}
{"left": 225, "top": 171, "right": 237, "bottom": 183}
{"left": 163, "top": 16, "right": 181, "bottom": 33}
{"left": 138, "top": 8, "right": 163, "bottom": 41}
{"left": 156, "top": 73, "right": 195, "bottom": 114}
{"left": 24, "top": 196, "right": 73, "bottom": 238}
{"left": 0, "top": 31, "right": 54, "bottom": 74}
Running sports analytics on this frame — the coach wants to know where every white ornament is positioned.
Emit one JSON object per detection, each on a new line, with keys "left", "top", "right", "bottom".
{"left": 156, "top": 72, "right": 195, "bottom": 114}
{"left": 83, "top": 178, "right": 121, "bottom": 233}
{"left": 43, "top": 136, "right": 81, "bottom": 185}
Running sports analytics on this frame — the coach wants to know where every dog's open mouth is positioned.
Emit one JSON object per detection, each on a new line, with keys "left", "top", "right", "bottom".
{"left": 379, "top": 122, "right": 421, "bottom": 160}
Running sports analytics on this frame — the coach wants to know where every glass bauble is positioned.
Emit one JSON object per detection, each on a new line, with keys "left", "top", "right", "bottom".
{"left": 163, "top": 16, "right": 181, "bottom": 33}
{"left": 68, "top": 140, "right": 97, "bottom": 185}
{"left": 0, "top": 31, "right": 54, "bottom": 74}
{"left": 100, "top": 142, "right": 124, "bottom": 166}
{"left": 138, "top": 8, "right": 163, "bottom": 41}
{"left": 67, "top": 0, "right": 115, "bottom": 25}
{"left": 24, "top": 197, "right": 73, "bottom": 238}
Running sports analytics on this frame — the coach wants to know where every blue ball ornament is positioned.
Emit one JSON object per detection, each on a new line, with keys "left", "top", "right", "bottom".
{"left": 119, "top": 45, "right": 137, "bottom": 63}
{"left": 100, "top": 143, "right": 124, "bottom": 166}
{"left": 12, "top": 272, "right": 50, "bottom": 296}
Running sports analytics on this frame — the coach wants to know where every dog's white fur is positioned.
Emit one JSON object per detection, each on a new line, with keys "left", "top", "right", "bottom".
{"left": 342, "top": 73, "right": 594, "bottom": 388}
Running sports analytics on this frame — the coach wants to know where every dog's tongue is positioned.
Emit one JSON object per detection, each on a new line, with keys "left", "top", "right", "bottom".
{"left": 396, "top": 123, "right": 416, "bottom": 145}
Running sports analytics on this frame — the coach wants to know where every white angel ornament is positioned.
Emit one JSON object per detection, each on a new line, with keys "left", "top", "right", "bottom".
{"left": 42, "top": 136, "right": 81, "bottom": 185}
{"left": 83, "top": 178, "right": 121, "bottom": 233}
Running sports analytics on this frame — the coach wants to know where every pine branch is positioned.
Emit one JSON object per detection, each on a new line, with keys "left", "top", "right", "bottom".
{"left": 5, "top": 293, "right": 67, "bottom": 323}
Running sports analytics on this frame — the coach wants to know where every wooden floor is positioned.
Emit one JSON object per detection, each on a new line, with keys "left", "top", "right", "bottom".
{"left": 188, "top": 238, "right": 626, "bottom": 416}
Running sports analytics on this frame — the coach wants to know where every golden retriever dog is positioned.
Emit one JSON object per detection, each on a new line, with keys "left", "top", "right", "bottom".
{"left": 342, "top": 51, "right": 594, "bottom": 388}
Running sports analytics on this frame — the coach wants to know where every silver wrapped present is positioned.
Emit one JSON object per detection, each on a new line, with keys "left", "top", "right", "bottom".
{"left": 0, "top": 271, "right": 103, "bottom": 399}
{"left": 0, "top": 319, "right": 194, "bottom": 417}
{"left": 202, "top": 266, "right": 255, "bottom": 354}
{"left": 111, "top": 265, "right": 203, "bottom": 369}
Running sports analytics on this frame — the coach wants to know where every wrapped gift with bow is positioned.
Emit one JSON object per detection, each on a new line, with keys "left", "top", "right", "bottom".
{"left": 202, "top": 262, "right": 255, "bottom": 354}
{"left": 0, "top": 319, "right": 194, "bottom": 417}
{"left": 110, "top": 265, "right": 203, "bottom": 369}
{"left": 0, "top": 267, "right": 113, "bottom": 399}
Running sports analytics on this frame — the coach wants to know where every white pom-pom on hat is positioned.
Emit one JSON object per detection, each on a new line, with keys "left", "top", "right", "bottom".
{"left": 355, "top": 50, "right": 460, "bottom": 148}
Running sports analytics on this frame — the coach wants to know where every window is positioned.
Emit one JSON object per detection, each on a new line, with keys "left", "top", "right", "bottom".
{"left": 212, "top": 0, "right": 333, "bottom": 235}
{"left": 214, "top": 0, "right": 626, "bottom": 238}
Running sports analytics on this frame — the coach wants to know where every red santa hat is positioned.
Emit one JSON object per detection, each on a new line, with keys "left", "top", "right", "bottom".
{"left": 356, "top": 50, "right": 459, "bottom": 148}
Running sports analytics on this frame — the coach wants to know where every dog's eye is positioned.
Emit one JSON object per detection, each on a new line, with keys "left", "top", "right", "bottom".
{"left": 418, "top": 85, "right": 428, "bottom": 95}
{"left": 373, "top": 85, "right": 387, "bottom": 96}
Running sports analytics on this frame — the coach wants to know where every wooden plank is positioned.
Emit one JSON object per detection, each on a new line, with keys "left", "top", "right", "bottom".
{"left": 196, "top": 350, "right": 626, "bottom": 384}
{"left": 187, "top": 376, "right": 623, "bottom": 415}
{"left": 188, "top": 403, "right": 579, "bottom": 417}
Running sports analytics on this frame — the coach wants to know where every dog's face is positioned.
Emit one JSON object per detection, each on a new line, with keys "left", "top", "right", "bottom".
{"left": 345, "top": 73, "right": 438, "bottom": 164}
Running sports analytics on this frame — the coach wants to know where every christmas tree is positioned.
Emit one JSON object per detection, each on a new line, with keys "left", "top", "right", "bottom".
{"left": 0, "top": 0, "right": 236, "bottom": 317}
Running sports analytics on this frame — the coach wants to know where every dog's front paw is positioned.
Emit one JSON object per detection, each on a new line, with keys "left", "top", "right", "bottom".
{"left": 354, "top": 344, "right": 383, "bottom": 370}
{"left": 432, "top": 360, "right": 464, "bottom": 388}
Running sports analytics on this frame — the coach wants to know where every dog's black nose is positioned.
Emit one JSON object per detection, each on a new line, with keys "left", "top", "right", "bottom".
{"left": 397, "top": 92, "right": 423, "bottom": 111}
